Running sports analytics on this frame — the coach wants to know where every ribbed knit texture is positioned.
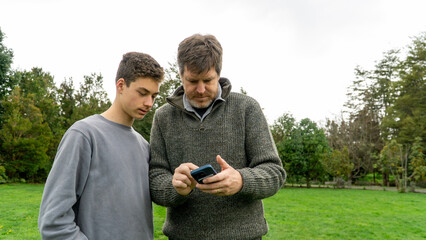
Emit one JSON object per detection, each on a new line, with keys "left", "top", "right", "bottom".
{"left": 149, "top": 78, "right": 286, "bottom": 240}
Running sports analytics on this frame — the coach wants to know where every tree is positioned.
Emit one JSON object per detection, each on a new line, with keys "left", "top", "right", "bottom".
{"left": 0, "top": 27, "right": 14, "bottom": 99}
{"left": 344, "top": 66, "right": 370, "bottom": 115}
{"left": 382, "top": 33, "right": 425, "bottom": 147}
{"left": 321, "top": 147, "right": 354, "bottom": 188}
{"left": 370, "top": 49, "right": 400, "bottom": 120}
{"left": 325, "top": 113, "right": 381, "bottom": 183}
{"left": 342, "top": 65, "right": 385, "bottom": 182}
{"left": 379, "top": 139, "right": 407, "bottom": 191}
{"left": 380, "top": 33, "right": 426, "bottom": 189}
{"left": 0, "top": 27, "right": 14, "bottom": 181}
{"left": 337, "top": 43, "right": 414, "bottom": 185}
{"left": 408, "top": 137, "right": 425, "bottom": 182}
{"left": 56, "top": 78, "right": 76, "bottom": 130}
{"left": 271, "top": 113, "right": 296, "bottom": 144}
{"left": 298, "top": 118, "right": 330, "bottom": 187}
{"left": 0, "top": 87, "right": 52, "bottom": 181}
{"left": 9, "top": 68, "right": 64, "bottom": 168}
{"left": 271, "top": 113, "right": 302, "bottom": 183}
{"left": 273, "top": 115, "right": 329, "bottom": 187}
{"left": 70, "top": 73, "right": 111, "bottom": 124}
{"left": 0, "top": 165, "right": 7, "bottom": 183}
{"left": 0, "top": 28, "right": 15, "bottom": 128}
{"left": 349, "top": 107, "right": 383, "bottom": 180}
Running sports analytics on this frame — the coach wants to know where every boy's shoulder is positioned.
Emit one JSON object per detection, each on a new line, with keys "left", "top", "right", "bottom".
{"left": 64, "top": 115, "right": 112, "bottom": 141}
{"left": 69, "top": 115, "right": 100, "bottom": 131}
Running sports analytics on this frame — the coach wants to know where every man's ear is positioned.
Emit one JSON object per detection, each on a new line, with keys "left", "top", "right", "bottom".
{"left": 116, "top": 78, "right": 126, "bottom": 93}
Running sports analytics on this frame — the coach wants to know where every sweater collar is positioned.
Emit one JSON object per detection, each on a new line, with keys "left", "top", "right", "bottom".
{"left": 166, "top": 77, "right": 232, "bottom": 110}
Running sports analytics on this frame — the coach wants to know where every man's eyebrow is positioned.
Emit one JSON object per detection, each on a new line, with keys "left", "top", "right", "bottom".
{"left": 186, "top": 76, "right": 215, "bottom": 81}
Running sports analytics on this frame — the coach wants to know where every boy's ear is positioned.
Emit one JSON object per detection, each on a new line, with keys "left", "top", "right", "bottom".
{"left": 116, "top": 78, "right": 126, "bottom": 93}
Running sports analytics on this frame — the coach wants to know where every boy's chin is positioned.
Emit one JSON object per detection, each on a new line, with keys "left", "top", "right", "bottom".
{"left": 134, "top": 115, "right": 145, "bottom": 121}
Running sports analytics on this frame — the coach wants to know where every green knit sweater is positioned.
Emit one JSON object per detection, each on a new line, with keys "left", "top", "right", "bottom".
{"left": 149, "top": 78, "right": 286, "bottom": 240}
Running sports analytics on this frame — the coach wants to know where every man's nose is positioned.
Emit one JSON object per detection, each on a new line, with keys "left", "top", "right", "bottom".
{"left": 196, "top": 82, "right": 206, "bottom": 93}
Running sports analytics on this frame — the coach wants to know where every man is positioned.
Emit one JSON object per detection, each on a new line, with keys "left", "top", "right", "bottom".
{"left": 38, "top": 52, "right": 164, "bottom": 240}
{"left": 149, "top": 34, "right": 286, "bottom": 239}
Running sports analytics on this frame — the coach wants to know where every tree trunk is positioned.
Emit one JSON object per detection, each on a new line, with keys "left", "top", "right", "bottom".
{"left": 306, "top": 175, "right": 311, "bottom": 188}
{"left": 383, "top": 170, "right": 389, "bottom": 187}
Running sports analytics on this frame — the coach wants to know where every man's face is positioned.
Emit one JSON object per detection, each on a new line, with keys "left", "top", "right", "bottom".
{"left": 119, "top": 77, "right": 159, "bottom": 120}
{"left": 181, "top": 66, "right": 220, "bottom": 108}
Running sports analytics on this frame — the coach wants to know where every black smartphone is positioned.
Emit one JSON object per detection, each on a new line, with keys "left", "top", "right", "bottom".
{"left": 190, "top": 164, "right": 217, "bottom": 184}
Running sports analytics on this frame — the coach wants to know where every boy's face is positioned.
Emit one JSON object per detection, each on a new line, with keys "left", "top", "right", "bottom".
{"left": 181, "top": 66, "right": 219, "bottom": 108}
{"left": 118, "top": 77, "right": 159, "bottom": 120}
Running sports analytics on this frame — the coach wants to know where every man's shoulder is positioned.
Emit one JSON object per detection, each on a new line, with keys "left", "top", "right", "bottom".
{"left": 229, "top": 92, "right": 255, "bottom": 100}
{"left": 227, "top": 92, "right": 259, "bottom": 107}
{"left": 155, "top": 103, "right": 177, "bottom": 116}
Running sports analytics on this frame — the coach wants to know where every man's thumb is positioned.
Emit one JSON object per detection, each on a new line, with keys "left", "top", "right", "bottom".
{"left": 216, "top": 155, "right": 230, "bottom": 171}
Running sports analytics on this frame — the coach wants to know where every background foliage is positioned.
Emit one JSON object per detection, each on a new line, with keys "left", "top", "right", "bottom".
{"left": 271, "top": 32, "right": 425, "bottom": 190}
{"left": 0, "top": 27, "right": 424, "bottom": 190}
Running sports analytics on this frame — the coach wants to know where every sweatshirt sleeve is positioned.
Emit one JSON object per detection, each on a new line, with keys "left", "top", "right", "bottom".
{"left": 237, "top": 98, "right": 286, "bottom": 200}
{"left": 38, "top": 129, "right": 91, "bottom": 240}
{"left": 149, "top": 112, "right": 190, "bottom": 207}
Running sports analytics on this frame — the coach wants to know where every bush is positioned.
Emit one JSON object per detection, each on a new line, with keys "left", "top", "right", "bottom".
{"left": 416, "top": 180, "right": 426, "bottom": 188}
{"left": 0, "top": 166, "right": 8, "bottom": 184}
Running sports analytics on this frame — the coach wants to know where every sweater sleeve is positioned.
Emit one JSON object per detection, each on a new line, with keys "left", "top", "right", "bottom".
{"left": 237, "top": 98, "right": 286, "bottom": 200}
{"left": 38, "top": 129, "right": 91, "bottom": 240}
{"left": 149, "top": 112, "right": 190, "bottom": 207}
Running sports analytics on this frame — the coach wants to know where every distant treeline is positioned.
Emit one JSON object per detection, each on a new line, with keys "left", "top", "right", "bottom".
{"left": 0, "top": 28, "right": 424, "bottom": 192}
{"left": 270, "top": 32, "right": 425, "bottom": 191}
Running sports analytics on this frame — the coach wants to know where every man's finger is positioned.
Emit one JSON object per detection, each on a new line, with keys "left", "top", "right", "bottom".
{"left": 216, "top": 155, "right": 230, "bottom": 171}
{"left": 175, "top": 163, "right": 199, "bottom": 176}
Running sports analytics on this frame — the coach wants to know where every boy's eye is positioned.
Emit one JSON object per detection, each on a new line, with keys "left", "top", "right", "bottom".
{"left": 138, "top": 92, "right": 147, "bottom": 96}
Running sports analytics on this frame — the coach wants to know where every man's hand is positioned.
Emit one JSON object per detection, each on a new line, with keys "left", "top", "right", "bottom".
{"left": 172, "top": 163, "right": 199, "bottom": 196}
{"left": 196, "top": 155, "right": 243, "bottom": 196}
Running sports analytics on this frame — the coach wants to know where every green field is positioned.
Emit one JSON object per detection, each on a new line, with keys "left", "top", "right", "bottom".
{"left": 1, "top": 184, "right": 425, "bottom": 239}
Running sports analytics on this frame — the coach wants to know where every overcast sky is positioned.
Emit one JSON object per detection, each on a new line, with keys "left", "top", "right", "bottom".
{"left": 1, "top": 0, "right": 425, "bottom": 124}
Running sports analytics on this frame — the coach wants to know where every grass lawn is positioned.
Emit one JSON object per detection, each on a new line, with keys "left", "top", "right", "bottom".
{"left": 263, "top": 188, "right": 426, "bottom": 239}
{"left": 1, "top": 184, "right": 425, "bottom": 239}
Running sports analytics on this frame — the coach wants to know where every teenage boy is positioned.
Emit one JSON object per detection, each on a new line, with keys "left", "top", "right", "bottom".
{"left": 38, "top": 52, "right": 164, "bottom": 240}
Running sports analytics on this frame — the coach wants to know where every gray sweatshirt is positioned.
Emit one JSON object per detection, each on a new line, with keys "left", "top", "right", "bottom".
{"left": 38, "top": 114, "right": 153, "bottom": 240}
{"left": 149, "top": 78, "right": 286, "bottom": 240}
